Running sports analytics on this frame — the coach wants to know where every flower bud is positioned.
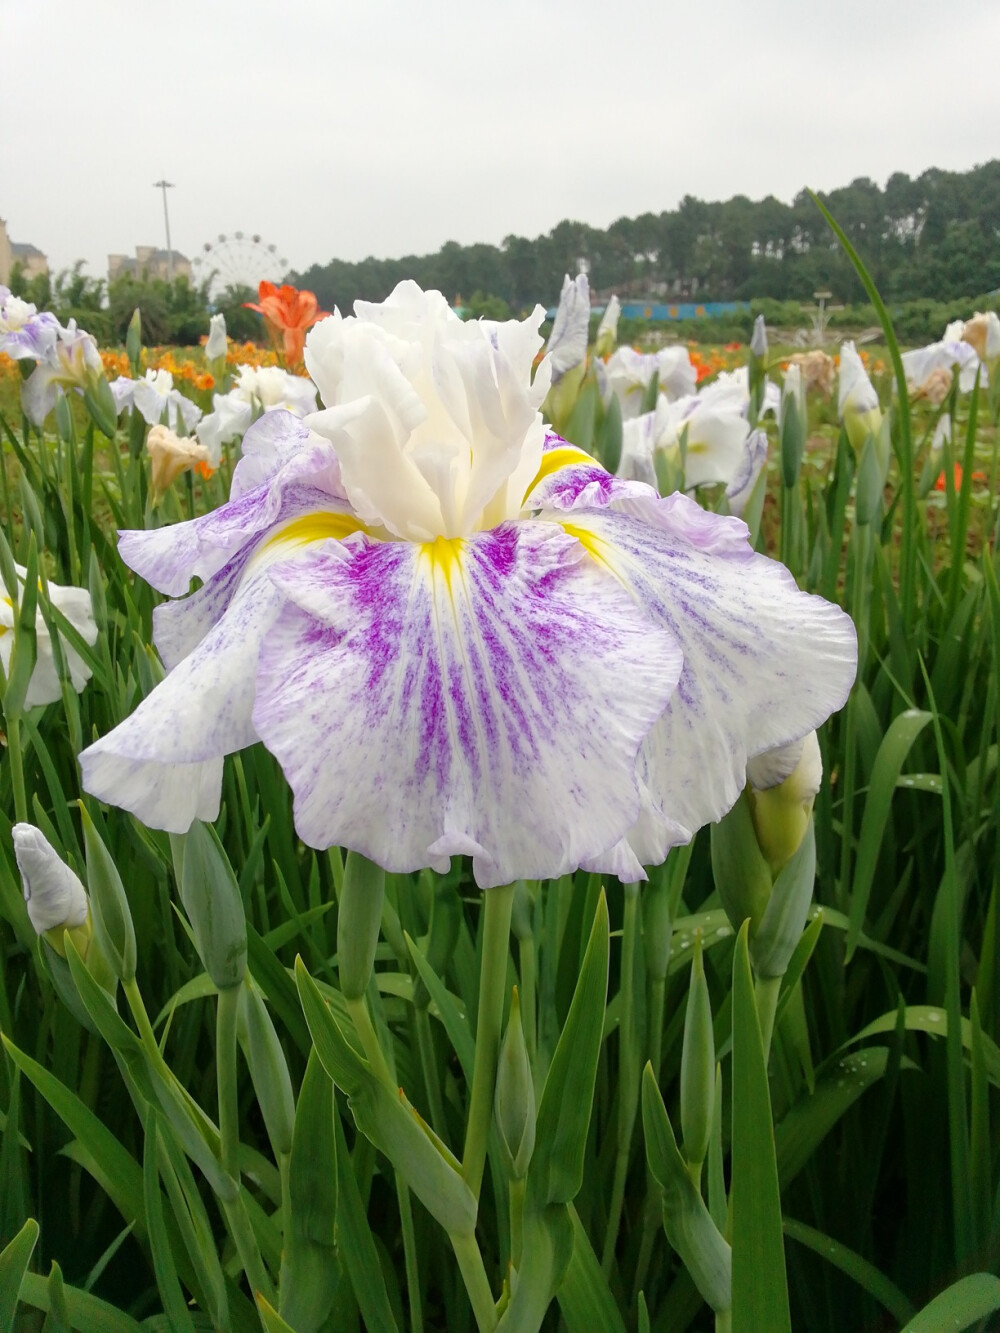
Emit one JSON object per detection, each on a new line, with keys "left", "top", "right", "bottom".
{"left": 838, "top": 341, "right": 882, "bottom": 454}
{"left": 594, "top": 295, "right": 620, "bottom": 359}
{"left": 125, "top": 308, "right": 143, "bottom": 376}
{"left": 680, "top": 933, "right": 715, "bottom": 1173}
{"left": 710, "top": 789, "right": 774, "bottom": 937}
{"left": 242, "top": 983, "right": 295, "bottom": 1157}
{"left": 750, "top": 315, "right": 768, "bottom": 361}
{"left": 170, "top": 822, "right": 247, "bottom": 990}
{"left": 205, "top": 312, "right": 228, "bottom": 363}
{"left": 13, "top": 823, "right": 90, "bottom": 958}
{"left": 81, "top": 804, "right": 136, "bottom": 982}
{"left": 494, "top": 987, "right": 535, "bottom": 1178}
{"left": 780, "top": 364, "right": 806, "bottom": 489}
{"left": 746, "top": 732, "right": 822, "bottom": 875}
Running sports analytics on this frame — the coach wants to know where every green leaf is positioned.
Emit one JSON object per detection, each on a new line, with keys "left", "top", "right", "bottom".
{"left": 530, "top": 892, "right": 609, "bottom": 1208}
{"left": 556, "top": 1207, "right": 626, "bottom": 1333}
{"left": 279, "top": 1051, "right": 339, "bottom": 1333}
{"left": 496, "top": 1203, "right": 573, "bottom": 1333}
{"left": 143, "top": 1113, "right": 196, "bottom": 1333}
{"left": 900, "top": 1273, "right": 1000, "bottom": 1332}
{"left": 334, "top": 1114, "right": 400, "bottom": 1333}
{"left": 845, "top": 710, "right": 932, "bottom": 960}
{"left": 1, "top": 1036, "right": 146, "bottom": 1237}
{"left": 405, "top": 930, "right": 474, "bottom": 1079}
{"left": 44, "top": 1260, "right": 71, "bottom": 1333}
{"left": 731, "top": 921, "right": 790, "bottom": 1333}
{"left": 255, "top": 1296, "right": 299, "bottom": 1333}
{"left": 776, "top": 1048, "right": 889, "bottom": 1187}
{"left": 0, "top": 1217, "right": 39, "bottom": 1330}
{"left": 17, "top": 1270, "right": 143, "bottom": 1332}
{"left": 783, "top": 1216, "right": 914, "bottom": 1326}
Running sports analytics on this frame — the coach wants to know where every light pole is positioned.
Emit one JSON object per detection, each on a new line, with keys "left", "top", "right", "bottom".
{"left": 153, "top": 179, "right": 175, "bottom": 282}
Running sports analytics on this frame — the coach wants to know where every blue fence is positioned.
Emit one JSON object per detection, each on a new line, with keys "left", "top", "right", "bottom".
{"left": 546, "top": 300, "right": 749, "bottom": 322}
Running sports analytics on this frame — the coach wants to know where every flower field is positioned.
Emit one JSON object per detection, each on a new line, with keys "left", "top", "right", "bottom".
{"left": 1, "top": 227, "right": 1000, "bottom": 1333}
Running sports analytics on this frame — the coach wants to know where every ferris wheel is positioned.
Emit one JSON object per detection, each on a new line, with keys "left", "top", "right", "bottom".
{"left": 191, "top": 232, "right": 290, "bottom": 300}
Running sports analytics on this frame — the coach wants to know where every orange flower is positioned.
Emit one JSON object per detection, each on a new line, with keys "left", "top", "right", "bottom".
{"left": 245, "top": 281, "right": 329, "bottom": 366}
{"left": 934, "top": 463, "right": 986, "bottom": 491}
{"left": 195, "top": 372, "right": 215, "bottom": 391}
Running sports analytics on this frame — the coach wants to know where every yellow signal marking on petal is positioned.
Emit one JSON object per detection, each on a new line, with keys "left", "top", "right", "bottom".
{"left": 419, "top": 536, "right": 465, "bottom": 596}
{"left": 264, "top": 511, "right": 368, "bottom": 552}
{"left": 560, "top": 522, "right": 617, "bottom": 572}
{"left": 522, "top": 445, "right": 599, "bottom": 503}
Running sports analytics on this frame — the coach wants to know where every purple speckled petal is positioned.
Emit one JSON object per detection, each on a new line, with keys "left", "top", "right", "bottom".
{"left": 523, "top": 430, "right": 657, "bottom": 512}
{"left": 554, "top": 506, "right": 857, "bottom": 862}
{"left": 251, "top": 521, "right": 681, "bottom": 887}
{"left": 79, "top": 569, "right": 286, "bottom": 833}
{"left": 231, "top": 409, "right": 346, "bottom": 501}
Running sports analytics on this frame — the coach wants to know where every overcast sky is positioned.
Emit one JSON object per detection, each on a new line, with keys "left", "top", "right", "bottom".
{"left": 4, "top": 0, "right": 999, "bottom": 288}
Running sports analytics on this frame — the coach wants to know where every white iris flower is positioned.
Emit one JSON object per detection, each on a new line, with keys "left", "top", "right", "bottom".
{"left": 80, "top": 282, "right": 856, "bottom": 888}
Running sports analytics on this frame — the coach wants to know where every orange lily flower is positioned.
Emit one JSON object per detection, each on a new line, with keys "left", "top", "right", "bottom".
{"left": 245, "top": 281, "right": 329, "bottom": 366}
{"left": 934, "top": 463, "right": 986, "bottom": 492}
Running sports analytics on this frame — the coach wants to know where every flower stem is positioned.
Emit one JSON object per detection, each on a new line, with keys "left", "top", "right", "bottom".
{"left": 6, "top": 713, "right": 27, "bottom": 825}
{"left": 451, "top": 1231, "right": 497, "bottom": 1331}
{"left": 346, "top": 994, "right": 394, "bottom": 1087}
{"left": 462, "top": 883, "right": 514, "bottom": 1200}
{"left": 397, "top": 1175, "right": 424, "bottom": 1333}
{"left": 754, "top": 973, "right": 782, "bottom": 1063}
{"left": 216, "top": 982, "right": 242, "bottom": 1180}
{"left": 603, "top": 880, "right": 641, "bottom": 1273}
{"left": 509, "top": 1176, "right": 526, "bottom": 1270}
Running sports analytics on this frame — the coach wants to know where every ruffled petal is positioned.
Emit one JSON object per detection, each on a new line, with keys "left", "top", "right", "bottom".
{"left": 251, "top": 522, "right": 681, "bottom": 887}
{"left": 79, "top": 571, "right": 286, "bottom": 831}
{"left": 550, "top": 495, "right": 857, "bottom": 862}
{"left": 118, "top": 419, "right": 347, "bottom": 598}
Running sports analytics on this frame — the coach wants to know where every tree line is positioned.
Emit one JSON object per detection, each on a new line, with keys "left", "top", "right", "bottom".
{"left": 293, "top": 160, "right": 1000, "bottom": 315}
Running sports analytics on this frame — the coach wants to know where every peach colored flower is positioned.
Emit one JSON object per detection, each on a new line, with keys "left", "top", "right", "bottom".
{"left": 789, "top": 350, "right": 835, "bottom": 398}
{"left": 146, "top": 424, "right": 213, "bottom": 499}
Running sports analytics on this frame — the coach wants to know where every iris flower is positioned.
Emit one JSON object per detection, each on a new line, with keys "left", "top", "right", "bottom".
{"left": 245, "top": 280, "right": 329, "bottom": 365}
{"left": 195, "top": 364, "right": 318, "bottom": 466}
{"left": 1, "top": 564, "right": 98, "bottom": 706}
{"left": 80, "top": 282, "right": 856, "bottom": 888}
{"left": 109, "top": 368, "right": 203, "bottom": 433}
{"left": 0, "top": 287, "right": 59, "bottom": 361}
{"left": 20, "top": 320, "right": 104, "bottom": 426}
{"left": 600, "top": 345, "right": 697, "bottom": 417}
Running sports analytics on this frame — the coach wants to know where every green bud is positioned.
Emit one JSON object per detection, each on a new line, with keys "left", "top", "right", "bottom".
{"left": 126, "top": 308, "right": 143, "bottom": 375}
{"left": 82, "top": 375, "right": 120, "bottom": 440}
{"left": 710, "top": 790, "right": 773, "bottom": 937}
{"left": 751, "top": 822, "right": 816, "bottom": 980}
{"left": 545, "top": 359, "right": 587, "bottom": 434}
{"left": 642, "top": 1065, "right": 731, "bottom": 1314}
{"left": 855, "top": 431, "right": 883, "bottom": 526}
{"left": 54, "top": 392, "right": 74, "bottom": 443}
{"left": 495, "top": 987, "right": 536, "bottom": 1178}
{"left": 242, "top": 983, "right": 295, "bottom": 1157}
{"left": 680, "top": 933, "right": 715, "bottom": 1172}
{"left": 337, "top": 850, "right": 385, "bottom": 1001}
{"left": 80, "top": 804, "right": 136, "bottom": 982}
{"left": 780, "top": 367, "right": 806, "bottom": 490}
{"left": 747, "top": 732, "right": 822, "bottom": 875}
{"left": 170, "top": 823, "right": 247, "bottom": 990}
